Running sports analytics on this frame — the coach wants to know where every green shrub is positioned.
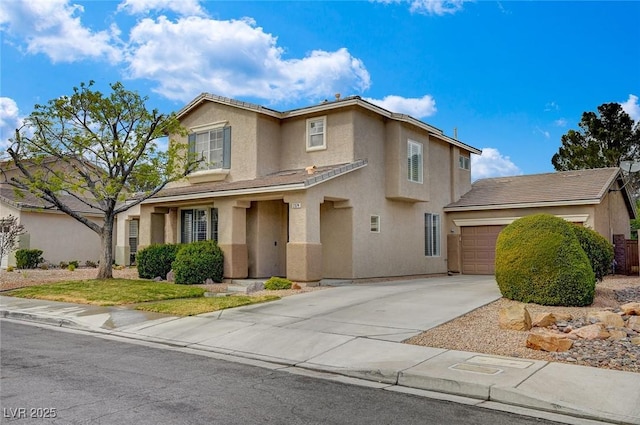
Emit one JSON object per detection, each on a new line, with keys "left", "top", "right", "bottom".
{"left": 264, "top": 277, "right": 293, "bottom": 290}
{"left": 571, "top": 225, "right": 614, "bottom": 282}
{"left": 59, "top": 261, "right": 68, "bottom": 269}
{"left": 495, "top": 214, "right": 595, "bottom": 306}
{"left": 68, "top": 260, "right": 79, "bottom": 268}
{"left": 85, "top": 260, "right": 98, "bottom": 268}
{"left": 68, "top": 264, "right": 76, "bottom": 271}
{"left": 15, "top": 249, "right": 44, "bottom": 269}
{"left": 173, "top": 240, "right": 224, "bottom": 285}
{"left": 137, "top": 243, "right": 181, "bottom": 279}
{"left": 6, "top": 265, "right": 14, "bottom": 272}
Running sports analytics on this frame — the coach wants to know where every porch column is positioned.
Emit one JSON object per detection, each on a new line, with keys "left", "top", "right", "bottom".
{"left": 217, "top": 200, "right": 249, "bottom": 279}
{"left": 165, "top": 207, "right": 178, "bottom": 244}
{"left": 138, "top": 205, "right": 167, "bottom": 249}
{"left": 284, "top": 193, "right": 322, "bottom": 282}
{"left": 115, "top": 218, "right": 131, "bottom": 266}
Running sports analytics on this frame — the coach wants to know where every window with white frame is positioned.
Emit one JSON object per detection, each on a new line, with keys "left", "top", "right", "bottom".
{"left": 459, "top": 155, "right": 470, "bottom": 170}
{"left": 306, "top": 116, "right": 326, "bottom": 150}
{"left": 370, "top": 215, "right": 380, "bottom": 233}
{"left": 188, "top": 127, "right": 231, "bottom": 170}
{"left": 424, "top": 213, "right": 440, "bottom": 257}
{"left": 128, "top": 219, "right": 139, "bottom": 264}
{"left": 181, "top": 208, "right": 219, "bottom": 243}
{"left": 407, "top": 140, "right": 423, "bottom": 183}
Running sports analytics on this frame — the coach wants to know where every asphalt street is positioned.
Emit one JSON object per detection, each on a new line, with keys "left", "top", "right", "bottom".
{"left": 0, "top": 321, "right": 562, "bottom": 425}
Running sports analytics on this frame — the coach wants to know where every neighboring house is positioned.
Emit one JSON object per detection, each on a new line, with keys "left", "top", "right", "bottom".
{"left": 0, "top": 159, "right": 103, "bottom": 268}
{"left": 444, "top": 168, "right": 637, "bottom": 275}
{"left": 116, "top": 94, "right": 481, "bottom": 281}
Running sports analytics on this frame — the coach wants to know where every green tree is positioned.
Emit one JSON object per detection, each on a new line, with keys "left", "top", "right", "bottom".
{"left": 551, "top": 102, "right": 640, "bottom": 195}
{"left": 2, "top": 81, "right": 200, "bottom": 279}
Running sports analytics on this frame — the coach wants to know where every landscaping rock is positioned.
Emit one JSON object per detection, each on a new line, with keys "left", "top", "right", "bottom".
{"left": 204, "top": 278, "right": 215, "bottom": 285}
{"left": 608, "top": 329, "right": 629, "bottom": 340}
{"left": 526, "top": 331, "right": 573, "bottom": 352}
{"left": 499, "top": 304, "right": 531, "bottom": 331}
{"left": 532, "top": 312, "right": 556, "bottom": 328}
{"left": 153, "top": 276, "right": 163, "bottom": 282}
{"left": 627, "top": 316, "right": 640, "bottom": 332}
{"left": 620, "top": 302, "right": 640, "bottom": 316}
{"left": 587, "top": 311, "right": 625, "bottom": 328}
{"left": 554, "top": 313, "right": 573, "bottom": 322}
{"left": 166, "top": 270, "right": 175, "bottom": 282}
{"left": 246, "top": 281, "right": 265, "bottom": 293}
{"left": 570, "top": 323, "right": 610, "bottom": 340}
{"left": 631, "top": 337, "right": 640, "bottom": 346}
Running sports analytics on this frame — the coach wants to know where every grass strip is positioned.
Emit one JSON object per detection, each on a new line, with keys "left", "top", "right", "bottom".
{"left": 135, "top": 295, "right": 280, "bottom": 316}
{"left": 6, "top": 279, "right": 205, "bottom": 306}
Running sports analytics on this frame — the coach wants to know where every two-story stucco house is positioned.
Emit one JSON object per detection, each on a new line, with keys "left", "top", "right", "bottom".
{"left": 115, "top": 94, "right": 481, "bottom": 281}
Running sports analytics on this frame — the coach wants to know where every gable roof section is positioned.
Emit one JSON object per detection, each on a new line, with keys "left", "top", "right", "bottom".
{"left": 445, "top": 168, "right": 637, "bottom": 218}
{"left": 0, "top": 183, "right": 102, "bottom": 216}
{"left": 143, "top": 160, "right": 367, "bottom": 203}
{"left": 177, "top": 94, "right": 481, "bottom": 155}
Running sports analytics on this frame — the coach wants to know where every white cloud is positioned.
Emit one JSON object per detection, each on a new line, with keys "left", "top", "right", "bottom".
{"left": 534, "top": 126, "right": 550, "bottom": 139}
{"left": 364, "top": 94, "right": 436, "bottom": 118}
{"left": 0, "top": 0, "right": 121, "bottom": 63}
{"left": 117, "top": 0, "right": 206, "bottom": 17}
{"left": 375, "top": 0, "right": 468, "bottom": 15}
{"left": 544, "top": 101, "right": 559, "bottom": 112}
{"left": 0, "top": 97, "right": 24, "bottom": 150}
{"left": 621, "top": 94, "right": 640, "bottom": 121}
{"left": 554, "top": 118, "right": 567, "bottom": 127}
{"left": 471, "top": 147, "right": 521, "bottom": 181}
{"left": 125, "top": 16, "right": 371, "bottom": 103}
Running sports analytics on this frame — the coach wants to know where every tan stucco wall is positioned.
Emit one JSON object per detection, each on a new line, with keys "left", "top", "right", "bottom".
{"left": 17, "top": 210, "right": 102, "bottom": 266}
{"left": 594, "top": 190, "right": 633, "bottom": 240}
{"left": 280, "top": 110, "right": 355, "bottom": 170}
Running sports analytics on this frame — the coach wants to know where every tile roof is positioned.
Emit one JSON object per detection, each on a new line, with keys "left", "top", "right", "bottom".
{"left": 147, "top": 160, "right": 368, "bottom": 202}
{"left": 0, "top": 183, "right": 102, "bottom": 215}
{"left": 445, "top": 168, "right": 623, "bottom": 210}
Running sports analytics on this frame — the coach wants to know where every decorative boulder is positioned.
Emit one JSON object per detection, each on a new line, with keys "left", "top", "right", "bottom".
{"left": 587, "top": 311, "right": 625, "bottom": 328}
{"left": 570, "top": 323, "right": 610, "bottom": 340}
{"left": 499, "top": 304, "right": 532, "bottom": 331}
{"left": 526, "top": 331, "right": 573, "bottom": 352}
{"left": 532, "top": 312, "right": 556, "bottom": 328}
{"left": 621, "top": 302, "right": 640, "bottom": 316}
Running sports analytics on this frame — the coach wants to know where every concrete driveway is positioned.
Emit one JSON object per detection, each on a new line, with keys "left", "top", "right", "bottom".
{"left": 212, "top": 274, "right": 501, "bottom": 342}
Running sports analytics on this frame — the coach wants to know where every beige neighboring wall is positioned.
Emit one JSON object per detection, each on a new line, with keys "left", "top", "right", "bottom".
{"left": 17, "top": 210, "right": 102, "bottom": 266}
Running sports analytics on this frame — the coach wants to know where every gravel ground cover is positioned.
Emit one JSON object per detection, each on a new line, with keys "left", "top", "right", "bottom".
{"left": 406, "top": 275, "right": 640, "bottom": 373}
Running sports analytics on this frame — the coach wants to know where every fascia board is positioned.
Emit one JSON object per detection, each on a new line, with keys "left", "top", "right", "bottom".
{"left": 444, "top": 199, "right": 601, "bottom": 212}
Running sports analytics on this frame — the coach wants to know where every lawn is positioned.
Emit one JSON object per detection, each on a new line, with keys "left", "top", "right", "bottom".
{"left": 6, "top": 279, "right": 282, "bottom": 314}
{"left": 6, "top": 279, "right": 206, "bottom": 306}
{"left": 136, "top": 295, "right": 280, "bottom": 316}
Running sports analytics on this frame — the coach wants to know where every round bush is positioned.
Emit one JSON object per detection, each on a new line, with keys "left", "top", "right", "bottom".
{"left": 264, "top": 277, "right": 293, "bottom": 290}
{"left": 570, "top": 225, "right": 613, "bottom": 282}
{"left": 173, "top": 240, "right": 224, "bottom": 284}
{"left": 136, "top": 243, "right": 181, "bottom": 279}
{"left": 495, "top": 214, "right": 595, "bottom": 306}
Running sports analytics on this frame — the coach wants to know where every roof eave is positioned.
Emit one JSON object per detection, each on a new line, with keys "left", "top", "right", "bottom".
{"left": 444, "top": 199, "right": 602, "bottom": 212}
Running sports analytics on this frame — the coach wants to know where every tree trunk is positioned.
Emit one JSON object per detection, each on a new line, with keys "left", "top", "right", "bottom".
{"left": 96, "top": 216, "right": 115, "bottom": 279}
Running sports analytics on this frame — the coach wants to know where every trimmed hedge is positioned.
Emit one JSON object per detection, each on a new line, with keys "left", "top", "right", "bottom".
{"left": 495, "top": 214, "right": 595, "bottom": 306}
{"left": 15, "top": 249, "right": 43, "bottom": 269}
{"left": 264, "top": 277, "right": 293, "bottom": 290}
{"left": 571, "top": 225, "right": 614, "bottom": 282}
{"left": 173, "top": 240, "right": 224, "bottom": 285}
{"left": 136, "top": 243, "right": 181, "bottom": 280}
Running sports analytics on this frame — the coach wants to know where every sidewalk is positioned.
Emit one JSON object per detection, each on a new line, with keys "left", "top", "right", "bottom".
{"left": 1, "top": 283, "right": 639, "bottom": 425}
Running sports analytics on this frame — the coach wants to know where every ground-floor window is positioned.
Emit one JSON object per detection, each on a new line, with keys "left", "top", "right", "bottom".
{"left": 425, "top": 213, "right": 440, "bottom": 257}
{"left": 181, "top": 208, "right": 218, "bottom": 243}
{"left": 129, "top": 219, "right": 139, "bottom": 264}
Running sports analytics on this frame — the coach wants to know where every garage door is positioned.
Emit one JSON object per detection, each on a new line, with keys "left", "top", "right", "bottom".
{"left": 461, "top": 225, "right": 505, "bottom": 275}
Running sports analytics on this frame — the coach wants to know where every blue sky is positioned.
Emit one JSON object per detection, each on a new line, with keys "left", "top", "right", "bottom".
{"left": 1, "top": 0, "right": 638, "bottom": 180}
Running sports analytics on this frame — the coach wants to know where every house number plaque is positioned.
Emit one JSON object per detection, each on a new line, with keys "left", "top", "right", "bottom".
{"left": 291, "top": 203, "right": 302, "bottom": 209}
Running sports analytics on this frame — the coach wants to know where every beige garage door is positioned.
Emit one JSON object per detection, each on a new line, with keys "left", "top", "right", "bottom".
{"left": 461, "top": 225, "right": 505, "bottom": 275}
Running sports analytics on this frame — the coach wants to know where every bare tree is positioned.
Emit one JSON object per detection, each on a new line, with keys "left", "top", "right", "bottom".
{"left": 0, "top": 215, "right": 25, "bottom": 267}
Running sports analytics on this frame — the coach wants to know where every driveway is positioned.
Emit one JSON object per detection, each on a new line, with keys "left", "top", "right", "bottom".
{"left": 216, "top": 274, "right": 500, "bottom": 342}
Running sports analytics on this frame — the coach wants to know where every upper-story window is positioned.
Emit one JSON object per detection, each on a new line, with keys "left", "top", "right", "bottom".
{"left": 306, "top": 116, "right": 326, "bottom": 151}
{"left": 188, "top": 125, "right": 231, "bottom": 170}
{"left": 459, "top": 155, "right": 470, "bottom": 170}
{"left": 407, "top": 140, "right": 423, "bottom": 183}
